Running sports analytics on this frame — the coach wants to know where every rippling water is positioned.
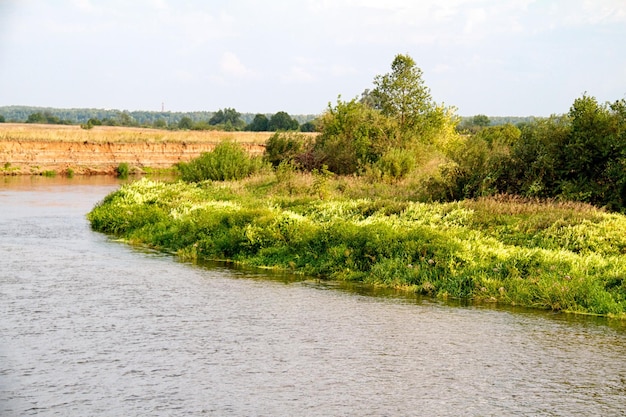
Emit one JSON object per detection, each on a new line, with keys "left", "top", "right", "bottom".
{"left": 2, "top": 176, "right": 626, "bottom": 416}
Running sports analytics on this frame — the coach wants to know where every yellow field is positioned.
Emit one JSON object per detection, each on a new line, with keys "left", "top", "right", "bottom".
{"left": 0, "top": 123, "right": 282, "bottom": 144}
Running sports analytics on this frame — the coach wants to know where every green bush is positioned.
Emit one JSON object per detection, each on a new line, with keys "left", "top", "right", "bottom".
{"left": 264, "top": 132, "right": 310, "bottom": 167}
{"left": 376, "top": 148, "right": 415, "bottom": 180}
{"left": 116, "top": 162, "right": 130, "bottom": 179}
{"left": 177, "top": 141, "right": 264, "bottom": 182}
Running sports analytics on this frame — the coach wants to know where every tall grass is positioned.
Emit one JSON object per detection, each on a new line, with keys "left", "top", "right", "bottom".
{"left": 88, "top": 175, "right": 626, "bottom": 318}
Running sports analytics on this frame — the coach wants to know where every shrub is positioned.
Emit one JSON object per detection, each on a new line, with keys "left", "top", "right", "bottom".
{"left": 178, "top": 141, "right": 264, "bottom": 182}
{"left": 116, "top": 162, "right": 130, "bottom": 179}
{"left": 376, "top": 148, "right": 415, "bottom": 180}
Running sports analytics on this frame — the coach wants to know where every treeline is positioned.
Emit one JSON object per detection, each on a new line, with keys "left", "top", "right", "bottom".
{"left": 258, "top": 54, "right": 626, "bottom": 213}
{"left": 0, "top": 105, "right": 317, "bottom": 132}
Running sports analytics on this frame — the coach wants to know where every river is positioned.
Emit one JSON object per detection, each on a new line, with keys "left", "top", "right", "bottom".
{"left": 1, "top": 176, "right": 626, "bottom": 416}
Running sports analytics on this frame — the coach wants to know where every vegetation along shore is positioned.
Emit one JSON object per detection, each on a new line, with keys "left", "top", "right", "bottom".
{"left": 9, "top": 53, "right": 626, "bottom": 317}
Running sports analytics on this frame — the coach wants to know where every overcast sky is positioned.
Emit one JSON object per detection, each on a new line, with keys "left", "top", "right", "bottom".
{"left": 0, "top": 0, "right": 624, "bottom": 116}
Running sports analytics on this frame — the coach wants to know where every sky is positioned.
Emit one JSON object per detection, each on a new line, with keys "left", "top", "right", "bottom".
{"left": 0, "top": 0, "right": 625, "bottom": 117}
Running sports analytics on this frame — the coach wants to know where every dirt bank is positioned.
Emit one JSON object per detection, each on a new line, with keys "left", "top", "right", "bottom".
{"left": 0, "top": 140, "right": 266, "bottom": 175}
{"left": 0, "top": 123, "right": 277, "bottom": 175}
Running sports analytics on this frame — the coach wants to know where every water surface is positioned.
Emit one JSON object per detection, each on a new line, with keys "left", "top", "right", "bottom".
{"left": 1, "top": 176, "right": 625, "bottom": 416}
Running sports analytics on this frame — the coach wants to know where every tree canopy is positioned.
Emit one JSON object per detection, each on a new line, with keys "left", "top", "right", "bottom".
{"left": 269, "top": 111, "right": 299, "bottom": 131}
{"left": 371, "top": 54, "right": 434, "bottom": 134}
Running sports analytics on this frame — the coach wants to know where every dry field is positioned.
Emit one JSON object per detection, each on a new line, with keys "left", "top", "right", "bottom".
{"left": 0, "top": 123, "right": 277, "bottom": 144}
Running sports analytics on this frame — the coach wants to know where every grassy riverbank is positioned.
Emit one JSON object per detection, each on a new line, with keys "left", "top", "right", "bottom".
{"left": 88, "top": 174, "right": 626, "bottom": 318}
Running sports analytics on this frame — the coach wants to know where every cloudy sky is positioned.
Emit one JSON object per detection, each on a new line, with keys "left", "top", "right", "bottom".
{"left": 0, "top": 0, "right": 624, "bottom": 116}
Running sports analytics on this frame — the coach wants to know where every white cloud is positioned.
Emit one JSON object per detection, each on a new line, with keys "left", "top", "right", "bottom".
{"left": 220, "top": 52, "right": 257, "bottom": 79}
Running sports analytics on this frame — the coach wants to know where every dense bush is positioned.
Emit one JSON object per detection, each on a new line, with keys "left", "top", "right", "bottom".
{"left": 264, "top": 132, "right": 314, "bottom": 168}
{"left": 177, "top": 141, "right": 265, "bottom": 182}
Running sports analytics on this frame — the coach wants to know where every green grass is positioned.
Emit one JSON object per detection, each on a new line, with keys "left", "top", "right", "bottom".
{"left": 87, "top": 174, "right": 626, "bottom": 318}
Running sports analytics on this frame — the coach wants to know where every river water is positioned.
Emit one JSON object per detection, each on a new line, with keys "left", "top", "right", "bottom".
{"left": 1, "top": 176, "right": 626, "bottom": 416}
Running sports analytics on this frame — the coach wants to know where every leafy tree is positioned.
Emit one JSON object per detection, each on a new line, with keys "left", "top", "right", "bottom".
{"left": 153, "top": 118, "right": 167, "bottom": 129}
{"left": 559, "top": 95, "right": 626, "bottom": 208}
{"left": 472, "top": 114, "right": 491, "bottom": 127}
{"left": 371, "top": 54, "right": 434, "bottom": 135}
{"left": 299, "top": 120, "right": 317, "bottom": 132}
{"left": 192, "top": 120, "right": 212, "bottom": 131}
{"left": 246, "top": 114, "right": 269, "bottom": 131}
{"left": 26, "top": 112, "right": 46, "bottom": 123}
{"left": 119, "top": 111, "right": 138, "bottom": 127}
{"left": 0, "top": 115, "right": 5, "bottom": 123}
{"left": 506, "top": 115, "right": 571, "bottom": 198}
{"left": 178, "top": 116, "right": 193, "bottom": 130}
{"left": 269, "top": 111, "right": 299, "bottom": 131}
{"left": 314, "top": 98, "right": 395, "bottom": 175}
{"left": 359, "top": 89, "right": 378, "bottom": 108}
{"left": 209, "top": 108, "right": 245, "bottom": 130}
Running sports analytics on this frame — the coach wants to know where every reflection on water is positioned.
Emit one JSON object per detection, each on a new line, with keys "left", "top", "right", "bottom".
{"left": 1, "top": 177, "right": 626, "bottom": 416}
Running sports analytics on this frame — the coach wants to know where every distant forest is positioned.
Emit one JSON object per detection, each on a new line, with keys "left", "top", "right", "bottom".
{"left": 0, "top": 105, "right": 320, "bottom": 132}
{"left": 0, "top": 105, "right": 538, "bottom": 133}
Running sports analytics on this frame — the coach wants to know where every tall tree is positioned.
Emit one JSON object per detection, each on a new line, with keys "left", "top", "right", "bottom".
{"left": 209, "top": 108, "right": 244, "bottom": 129}
{"left": 246, "top": 114, "right": 269, "bottom": 131}
{"left": 269, "top": 111, "right": 299, "bottom": 131}
{"left": 371, "top": 54, "right": 433, "bottom": 134}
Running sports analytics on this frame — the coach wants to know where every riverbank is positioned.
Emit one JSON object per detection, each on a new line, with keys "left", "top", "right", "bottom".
{"left": 87, "top": 175, "right": 626, "bottom": 318}
{"left": 0, "top": 123, "right": 270, "bottom": 175}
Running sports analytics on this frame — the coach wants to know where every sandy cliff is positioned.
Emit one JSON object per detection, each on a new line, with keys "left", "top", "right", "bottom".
{"left": 0, "top": 140, "right": 266, "bottom": 175}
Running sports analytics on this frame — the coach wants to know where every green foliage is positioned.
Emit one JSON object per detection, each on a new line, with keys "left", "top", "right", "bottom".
{"left": 472, "top": 114, "right": 491, "bottom": 127}
{"left": 311, "top": 165, "right": 333, "bottom": 199}
{"left": 375, "top": 148, "right": 416, "bottom": 181}
{"left": 0, "top": 115, "right": 5, "bottom": 123}
{"left": 88, "top": 178, "right": 626, "bottom": 317}
{"left": 371, "top": 54, "right": 434, "bottom": 136}
{"left": 81, "top": 117, "right": 102, "bottom": 130}
{"left": 315, "top": 98, "right": 394, "bottom": 174}
{"left": 264, "top": 132, "right": 312, "bottom": 168}
{"left": 299, "top": 120, "right": 317, "bottom": 132}
{"left": 268, "top": 111, "right": 299, "bottom": 131}
{"left": 116, "top": 162, "right": 130, "bottom": 179}
{"left": 209, "top": 108, "right": 245, "bottom": 130}
{"left": 177, "top": 141, "right": 264, "bottom": 182}
{"left": 0, "top": 105, "right": 318, "bottom": 128}
{"left": 246, "top": 114, "right": 269, "bottom": 131}
{"left": 26, "top": 112, "right": 47, "bottom": 123}
{"left": 178, "top": 116, "right": 194, "bottom": 130}
{"left": 153, "top": 118, "right": 167, "bottom": 129}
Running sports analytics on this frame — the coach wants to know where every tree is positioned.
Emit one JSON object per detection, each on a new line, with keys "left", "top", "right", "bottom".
{"left": 472, "top": 114, "right": 491, "bottom": 127}
{"left": 26, "top": 112, "right": 46, "bottom": 123}
{"left": 314, "top": 98, "right": 395, "bottom": 175}
{"left": 209, "top": 108, "right": 245, "bottom": 129}
{"left": 371, "top": 54, "right": 433, "bottom": 135}
{"left": 153, "top": 118, "right": 167, "bottom": 129}
{"left": 269, "top": 111, "right": 299, "bottom": 131}
{"left": 178, "top": 116, "right": 193, "bottom": 130}
{"left": 246, "top": 114, "right": 269, "bottom": 131}
{"left": 300, "top": 120, "right": 317, "bottom": 132}
{"left": 0, "top": 114, "right": 6, "bottom": 123}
